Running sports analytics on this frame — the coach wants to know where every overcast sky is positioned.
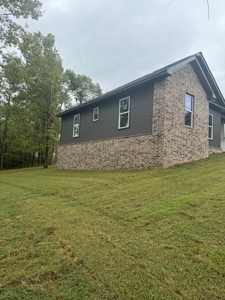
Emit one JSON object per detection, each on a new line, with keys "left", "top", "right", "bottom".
{"left": 23, "top": 0, "right": 225, "bottom": 95}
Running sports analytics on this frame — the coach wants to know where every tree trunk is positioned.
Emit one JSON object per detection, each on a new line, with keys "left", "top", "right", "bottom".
{"left": 31, "top": 152, "right": 35, "bottom": 167}
{"left": 43, "top": 88, "right": 51, "bottom": 169}
{"left": 43, "top": 136, "right": 49, "bottom": 168}
{"left": 24, "top": 152, "right": 27, "bottom": 167}
{"left": 0, "top": 95, "right": 11, "bottom": 170}
{"left": 38, "top": 152, "right": 40, "bottom": 165}
{"left": 49, "top": 135, "right": 56, "bottom": 165}
{"left": 0, "top": 153, "right": 4, "bottom": 170}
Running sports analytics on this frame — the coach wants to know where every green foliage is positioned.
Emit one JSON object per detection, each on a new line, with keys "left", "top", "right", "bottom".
{"left": 1, "top": 154, "right": 225, "bottom": 299}
{"left": 18, "top": 32, "right": 64, "bottom": 168}
{"left": 0, "top": 2, "right": 43, "bottom": 168}
{"left": 1, "top": 0, "right": 42, "bottom": 19}
{"left": 0, "top": 54, "right": 25, "bottom": 169}
{"left": 0, "top": 31, "right": 103, "bottom": 169}
{"left": 0, "top": 0, "right": 43, "bottom": 50}
{"left": 65, "top": 69, "right": 102, "bottom": 105}
{"left": 0, "top": 1, "right": 103, "bottom": 170}
{"left": 0, "top": 33, "right": 64, "bottom": 169}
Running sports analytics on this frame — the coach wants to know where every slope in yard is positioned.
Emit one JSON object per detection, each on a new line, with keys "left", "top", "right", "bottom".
{"left": 1, "top": 154, "right": 225, "bottom": 299}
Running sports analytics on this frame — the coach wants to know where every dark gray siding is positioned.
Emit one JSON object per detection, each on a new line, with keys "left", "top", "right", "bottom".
{"left": 60, "top": 82, "right": 154, "bottom": 144}
{"left": 209, "top": 105, "right": 221, "bottom": 148}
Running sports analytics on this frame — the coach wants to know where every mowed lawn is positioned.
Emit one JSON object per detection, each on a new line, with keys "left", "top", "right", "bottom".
{"left": 1, "top": 155, "right": 225, "bottom": 299}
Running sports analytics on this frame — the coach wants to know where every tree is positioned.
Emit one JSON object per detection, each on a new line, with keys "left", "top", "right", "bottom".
{"left": 0, "top": 32, "right": 103, "bottom": 170}
{"left": 0, "top": 0, "right": 43, "bottom": 52}
{"left": 0, "top": 53, "right": 24, "bottom": 169}
{"left": 65, "top": 69, "right": 102, "bottom": 105}
{"left": 19, "top": 32, "right": 66, "bottom": 168}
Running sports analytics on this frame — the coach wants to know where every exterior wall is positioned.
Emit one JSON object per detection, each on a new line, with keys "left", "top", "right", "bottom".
{"left": 58, "top": 134, "right": 160, "bottom": 170}
{"left": 208, "top": 146, "right": 222, "bottom": 155}
{"left": 209, "top": 106, "right": 221, "bottom": 148}
{"left": 58, "top": 64, "right": 211, "bottom": 170}
{"left": 157, "top": 64, "right": 209, "bottom": 168}
{"left": 58, "top": 79, "right": 166, "bottom": 170}
{"left": 60, "top": 82, "right": 154, "bottom": 145}
{"left": 221, "top": 121, "right": 225, "bottom": 152}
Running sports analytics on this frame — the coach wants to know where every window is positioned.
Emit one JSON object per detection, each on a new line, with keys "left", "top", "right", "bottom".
{"left": 119, "top": 97, "right": 130, "bottom": 129}
{"left": 93, "top": 107, "right": 99, "bottom": 121}
{"left": 73, "top": 114, "right": 80, "bottom": 137}
{"left": 209, "top": 114, "right": 213, "bottom": 140}
{"left": 185, "top": 94, "right": 193, "bottom": 127}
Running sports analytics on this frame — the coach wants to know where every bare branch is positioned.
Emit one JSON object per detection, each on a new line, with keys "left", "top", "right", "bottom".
{"left": 166, "top": 0, "right": 174, "bottom": 5}
{"left": 165, "top": 0, "right": 210, "bottom": 19}
{"left": 0, "top": 13, "right": 13, "bottom": 16}
{"left": 206, "top": 0, "right": 210, "bottom": 20}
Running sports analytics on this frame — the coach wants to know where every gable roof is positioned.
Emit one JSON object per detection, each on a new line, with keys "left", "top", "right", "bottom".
{"left": 57, "top": 52, "right": 225, "bottom": 117}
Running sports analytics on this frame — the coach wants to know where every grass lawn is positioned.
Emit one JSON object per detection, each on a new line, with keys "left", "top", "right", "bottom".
{"left": 1, "top": 154, "right": 225, "bottom": 299}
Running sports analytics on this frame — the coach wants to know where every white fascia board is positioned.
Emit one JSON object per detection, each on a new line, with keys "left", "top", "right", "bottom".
{"left": 167, "top": 56, "right": 196, "bottom": 74}
{"left": 167, "top": 55, "right": 216, "bottom": 100}
{"left": 196, "top": 53, "right": 225, "bottom": 105}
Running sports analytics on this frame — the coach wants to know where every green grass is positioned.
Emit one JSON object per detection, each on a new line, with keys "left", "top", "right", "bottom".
{"left": 1, "top": 154, "right": 225, "bottom": 299}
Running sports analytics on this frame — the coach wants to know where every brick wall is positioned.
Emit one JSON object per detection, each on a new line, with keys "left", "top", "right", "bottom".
{"left": 159, "top": 64, "right": 209, "bottom": 168}
{"left": 58, "top": 64, "right": 212, "bottom": 170}
{"left": 57, "top": 134, "right": 161, "bottom": 170}
{"left": 208, "top": 146, "right": 222, "bottom": 155}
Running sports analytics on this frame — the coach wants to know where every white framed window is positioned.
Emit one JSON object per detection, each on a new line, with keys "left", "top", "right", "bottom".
{"left": 209, "top": 114, "right": 213, "bottom": 140}
{"left": 185, "top": 94, "right": 193, "bottom": 127}
{"left": 93, "top": 107, "right": 99, "bottom": 122}
{"left": 118, "top": 97, "right": 130, "bottom": 129}
{"left": 73, "top": 114, "right": 80, "bottom": 137}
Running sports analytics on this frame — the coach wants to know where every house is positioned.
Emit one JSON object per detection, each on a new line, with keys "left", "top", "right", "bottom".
{"left": 57, "top": 52, "right": 225, "bottom": 170}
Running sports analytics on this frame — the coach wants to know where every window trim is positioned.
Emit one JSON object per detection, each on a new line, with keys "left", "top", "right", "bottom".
{"left": 209, "top": 113, "right": 213, "bottom": 140}
{"left": 118, "top": 97, "right": 130, "bottom": 129}
{"left": 93, "top": 107, "right": 99, "bottom": 122}
{"left": 185, "top": 93, "right": 193, "bottom": 128}
{"left": 73, "top": 114, "right": 80, "bottom": 138}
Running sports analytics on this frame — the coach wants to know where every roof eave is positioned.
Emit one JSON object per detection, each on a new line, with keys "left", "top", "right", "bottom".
{"left": 209, "top": 101, "right": 225, "bottom": 111}
{"left": 191, "top": 59, "right": 217, "bottom": 100}
{"left": 56, "top": 52, "right": 225, "bottom": 117}
{"left": 196, "top": 53, "right": 225, "bottom": 106}
{"left": 56, "top": 70, "right": 171, "bottom": 117}
{"left": 166, "top": 54, "right": 217, "bottom": 101}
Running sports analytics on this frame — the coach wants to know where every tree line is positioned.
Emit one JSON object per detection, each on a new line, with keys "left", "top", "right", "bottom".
{"left": 0, "top": 0, "right": 102, "bottom": 170}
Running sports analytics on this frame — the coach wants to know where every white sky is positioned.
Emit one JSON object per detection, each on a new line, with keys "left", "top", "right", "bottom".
{"left": 22, "top": 0, "right": 225, "bottom": 95}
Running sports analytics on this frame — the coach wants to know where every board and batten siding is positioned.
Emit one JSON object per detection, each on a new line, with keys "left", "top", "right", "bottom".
{"left": 60, "top": 82, "right": 154, "bottom": 145}
{"left": 209, "top": 106, "right": 221, "bottom": 148}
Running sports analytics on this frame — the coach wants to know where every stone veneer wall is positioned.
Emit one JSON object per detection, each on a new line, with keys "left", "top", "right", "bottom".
{"left": 58, "top": 134, "right": 161, "bottom": 170}
{"left": 208, "top": 146, "right": 222, "bottom": 155}
{"left": 158, "top": 64, "right": 209, "bottom": 168}
{"left": 58, "top": 64, "right": 212, "bottom": 170}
